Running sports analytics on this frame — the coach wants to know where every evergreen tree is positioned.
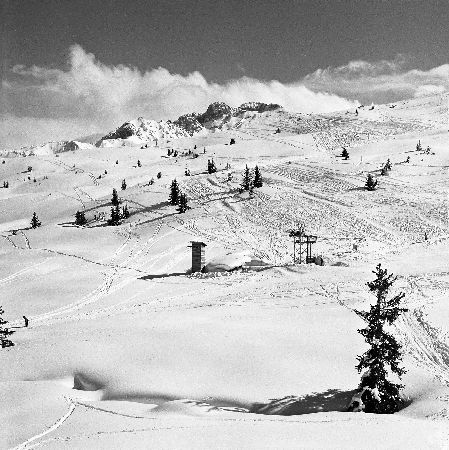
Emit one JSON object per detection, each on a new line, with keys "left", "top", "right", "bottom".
{"left": 348, "top": 264, "right": 407, "bottom": 414}
{"left": 177, "top": 192, "right": 190, "bottom": 213}
{"left": 0, "top": 306, "right": 14, "bottom": 348}
{"left": 416, "top": 140, "right": 422, "bottom": 152}
{"left": 169, "top": 179, "right": 180, "bottom": 205}
{"left": 241, "top": 165, "right": 252, "bottom": 191}
{"left": 137, "top": 160, "right": 141, "bottom": 167}
{"left": 75, "top": 210, "right": 87, "bottom": 225}
{"left": 157, "top": 172, "right": 162, "bottom": 179}
{"left": 121, "top": 204, "right": 130, "bottom": 219}
{"left": 253, "top": 165, "right": 263, "bottom": 188}
{"left": 341, "top": 148, "right": 349, "bottom": 159}
{"left": 365, "top": 173, "right": 378, "bottom": 191}
{"left": 121, "top": 179, "right": 127, "bottom": 190}
{"left": 385, "top": 159, "right": 392, "bottom": 171}
{"left": 207, "top": 159, "right": 217, "bottom": 174}
{"left": 107, "top": 205, "right": 121, "bottom": 226}
{"left": 30, "top": 212, "right": 41, "bottom": 229}
{"left": 111, "top": 188, "right": 119, "bottom": 206}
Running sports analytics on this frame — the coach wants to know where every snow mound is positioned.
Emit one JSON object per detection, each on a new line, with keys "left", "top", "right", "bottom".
{"left": 203, "top": 251, "right": 252, "bottom": 272}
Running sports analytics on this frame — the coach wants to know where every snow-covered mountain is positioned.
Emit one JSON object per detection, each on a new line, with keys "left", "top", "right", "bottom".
{"left": 96, "top": 117, "right": 191, "bottom": 147}
{"left": 97, "top": 102, "right": 282, "bottom": 146}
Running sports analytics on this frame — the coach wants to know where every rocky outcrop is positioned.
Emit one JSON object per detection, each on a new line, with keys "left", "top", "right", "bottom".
{"left": 237, "top": 102, "right": 281, "bottom": 114}
{"left": 172, "top": 113, "right": 204, "bottom": 135}
{"left": 96, "top": 117, "right": 190, "bottom": 146}
{"left": 197, "top": 102, "right": 235, "bottom": 124}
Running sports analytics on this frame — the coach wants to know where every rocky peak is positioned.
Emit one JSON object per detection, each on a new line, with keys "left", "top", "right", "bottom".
{"left": 198, "top": 102, "right": 234, "bottom": 124}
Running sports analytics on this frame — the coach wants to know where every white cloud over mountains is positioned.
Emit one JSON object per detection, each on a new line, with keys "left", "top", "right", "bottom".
{"left": 303, "top": 57, "right": 449, "bottom": 104}
{"left": 1, "top": 45, "right": 448, "bottom": 148}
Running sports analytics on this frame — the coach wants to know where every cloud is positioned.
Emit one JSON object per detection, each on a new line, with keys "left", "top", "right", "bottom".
{"left": 303, "top": 57, "right": 449, "bottom": 104}
{"left": 1, "top": 45, "right": 355, "bottom": 149}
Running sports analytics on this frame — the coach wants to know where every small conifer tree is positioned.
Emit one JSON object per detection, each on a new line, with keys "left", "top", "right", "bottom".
{"left": 75, "top": 210, "right": 87, "bottom": 225}
{"left": 177, "top": 192, "right": 190, "bottom": 213}
{"left": 30, "top": 212, "right": 41, "bottom": 229}
{"left": 137, "top": 160, "right": 141, "bottom": 167}
{"left": 241, "top": 165, "right": 252, "bottom": 191}
{"left": 111, "top": 188, "right": 119, "bottom": 206}
{"left": 157, "top": 172, "right": 162, "bottom": 179}
{"left": 107, "top": 205, "right": 121, "bottom": 226}
{"left": 0, "top": 306, "right": 14, "bottom": 348}
{"left": 207, "top": 159, "right": 217, "bottom": 174}
{"left": 341, "top": 148, "right": 349, "bottom": 159}
{"left": 121, "top": 204, "right": 130, "bottom": 219}
{"left": 365, "top": 173, "right": 378, "bottom": 191}
{"left": 121, "top": 179, "right": 127, "bottom": 190}
{"left": 253, "top": 165, "right": 263, "bottom": 188}
{"left": 169, "top": 179, "right": 180, "bottom": 205}
{"left": 348, "top": 264, "right": 407, "bottom": 414}
{"left": 416, "top": 140, "right": 422, "bottom": 152}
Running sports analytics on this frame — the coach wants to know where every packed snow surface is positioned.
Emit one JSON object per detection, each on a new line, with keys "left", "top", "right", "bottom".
{"left": 1, "top": 93, "right": 449, "bottom": 449}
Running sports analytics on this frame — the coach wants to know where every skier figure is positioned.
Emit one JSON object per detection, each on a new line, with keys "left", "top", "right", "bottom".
{"left": 23, "top": 316, "right": 29, "bottom": 327}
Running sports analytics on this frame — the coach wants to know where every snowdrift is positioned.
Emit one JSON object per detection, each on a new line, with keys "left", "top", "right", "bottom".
{"left": 203, "top": 251, "right": 253, "bottom": 272}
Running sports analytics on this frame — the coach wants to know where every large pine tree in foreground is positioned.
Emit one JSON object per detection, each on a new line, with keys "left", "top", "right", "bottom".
{"left": 349, "top": 264, "right": 407, "bottom": 414}
{"left": 0, "top": 306, "right": 14, "bottom": 348}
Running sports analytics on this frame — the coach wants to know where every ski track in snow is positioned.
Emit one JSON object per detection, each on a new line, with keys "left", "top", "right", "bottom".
{"left": 11, "top": 399, "right": 76, "bottom": 450}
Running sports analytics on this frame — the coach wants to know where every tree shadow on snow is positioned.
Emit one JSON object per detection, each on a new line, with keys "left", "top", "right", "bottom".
{"left": 250, "top": 389, "right": 357, "bottom": 416}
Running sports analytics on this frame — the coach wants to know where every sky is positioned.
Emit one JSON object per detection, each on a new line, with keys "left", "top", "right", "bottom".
{"left": 1, "top": 0, "right": 448, "bottom": 148}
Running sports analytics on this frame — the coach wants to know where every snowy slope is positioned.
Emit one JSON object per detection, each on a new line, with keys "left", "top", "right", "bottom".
{"left": 1, "top": 140, "right": 95, "bottom": 157}
{"left": 1, "top": 92, "right": 449, "bottom": 449}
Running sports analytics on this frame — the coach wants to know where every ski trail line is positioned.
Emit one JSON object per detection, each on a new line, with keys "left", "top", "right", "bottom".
{"left": 10, "top": 401, "right": 76, "bottom": 450}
